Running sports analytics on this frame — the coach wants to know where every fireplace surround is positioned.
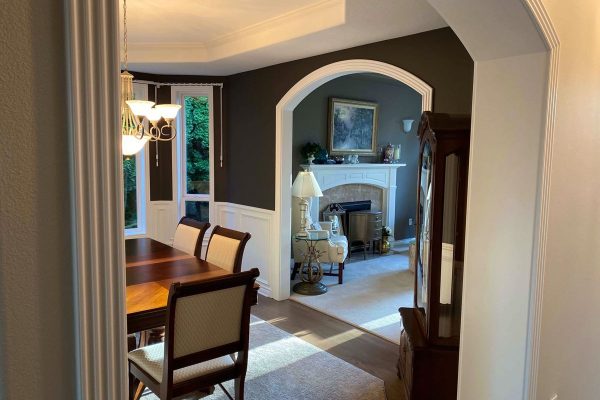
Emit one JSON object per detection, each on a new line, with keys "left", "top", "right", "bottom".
{"left": 303, "top": 163, "right": 405, "bottom": 238}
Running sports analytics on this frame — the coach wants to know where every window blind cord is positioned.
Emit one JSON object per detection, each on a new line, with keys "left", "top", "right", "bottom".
{"left": 154, "top": 84, "right": 159, "bottom": 167}
{"left": 220, "top": 85, "right": 223, "bottom": 168}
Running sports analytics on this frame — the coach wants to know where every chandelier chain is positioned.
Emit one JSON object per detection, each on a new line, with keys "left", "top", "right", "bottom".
{"left": 123, "top": 0, "right": 128, "bottom": 70}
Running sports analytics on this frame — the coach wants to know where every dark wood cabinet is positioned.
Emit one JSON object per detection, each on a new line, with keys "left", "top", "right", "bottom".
{"left": 398, "top": 112, "right": 470, "bottom": 399}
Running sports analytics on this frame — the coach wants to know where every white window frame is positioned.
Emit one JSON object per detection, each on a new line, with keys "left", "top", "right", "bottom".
{"left": 124, "top": 83, "right": 148, "bottom": 238}
{"left": 172, "top": 86, "right": 215, "bottom": 232}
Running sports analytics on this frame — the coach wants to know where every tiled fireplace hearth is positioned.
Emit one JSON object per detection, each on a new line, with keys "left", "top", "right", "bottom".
{"left": 302, "top": 163, "right": 406, "bottom": 237}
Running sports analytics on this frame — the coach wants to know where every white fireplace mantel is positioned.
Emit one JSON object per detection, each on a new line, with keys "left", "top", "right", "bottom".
{"left": 301, "top": 163, "right": 406, "bottom": 236}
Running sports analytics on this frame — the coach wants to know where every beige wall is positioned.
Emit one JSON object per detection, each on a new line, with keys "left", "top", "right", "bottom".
{"left": 536, "top": 0, "right": 600, "bottom": 398}
{"left": 429, "top": 0, "right": 600, "bottom": 398}
{"left": 460, "top": 51, "right": 549, "bottom": 399}
{"left": 0, "top": 1, "right": 77, "bottom": 399}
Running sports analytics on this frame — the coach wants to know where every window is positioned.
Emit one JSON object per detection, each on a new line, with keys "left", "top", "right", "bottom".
{"left": 123, "top": 149, "right": 146, "bottom": 236}
{"left": 174, "top": 87, "right": 214, "bottom": 225}
{"left": 124, "top": 83, "right": 148, "bottom": 236}
{"left": 123, "top": 156, "right": 138, "bottom": 229}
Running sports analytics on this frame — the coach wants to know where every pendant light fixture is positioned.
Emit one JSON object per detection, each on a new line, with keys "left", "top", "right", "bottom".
{"left": 120, "top": 0, "right": 181, "bottom": 156}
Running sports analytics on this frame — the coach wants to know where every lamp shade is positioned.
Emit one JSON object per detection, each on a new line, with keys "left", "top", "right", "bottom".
{"left": 292, "top": 171, "right": 323, "bottom": 198}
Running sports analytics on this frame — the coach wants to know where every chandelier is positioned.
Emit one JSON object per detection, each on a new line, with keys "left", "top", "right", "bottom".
{"left": 121, "top": 0, "right": 181, "bottom": 156}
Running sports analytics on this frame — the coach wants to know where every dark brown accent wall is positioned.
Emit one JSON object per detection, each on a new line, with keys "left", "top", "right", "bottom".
{"left": 226, "top": 27, "right": 474, "bottom": 210}
{"left": 148, "top": 84, "right": 173, "bottom": 200}
{"left": 129, "top": 72, "right": 228, "bottom": 202}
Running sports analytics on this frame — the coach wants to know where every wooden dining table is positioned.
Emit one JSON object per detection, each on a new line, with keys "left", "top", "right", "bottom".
{"left": 126, "top": 238, "right": 259, "bottom": 334}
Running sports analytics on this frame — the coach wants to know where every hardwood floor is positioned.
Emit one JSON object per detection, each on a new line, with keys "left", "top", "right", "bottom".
{"left": 252, "top": 295, "right": 406, "bottom": 400}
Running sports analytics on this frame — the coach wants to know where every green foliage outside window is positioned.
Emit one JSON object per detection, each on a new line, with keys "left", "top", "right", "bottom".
{"left": 185, "top": 96, "right": 210, "bottom": 194}
{"left": 123, "top": 156, "right": 137, "bottom": 229}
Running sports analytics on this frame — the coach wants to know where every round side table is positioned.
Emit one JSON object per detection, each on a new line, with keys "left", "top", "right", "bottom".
{"left": 293, "top": 235, "right": 328, "bottom": 295}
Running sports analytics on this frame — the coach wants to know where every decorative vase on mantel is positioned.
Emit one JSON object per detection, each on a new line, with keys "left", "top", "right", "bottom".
{"left": 307, "top": 155, "right": 315, "bottom": 164}
{"left": 383, "top": 143, "right": 394, "bottom": 163}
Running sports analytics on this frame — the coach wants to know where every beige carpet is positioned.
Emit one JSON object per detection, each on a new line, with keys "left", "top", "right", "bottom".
{"left": 141, "top": 316, "right": 386, "bottom": 400}
{"left": 290, "top": 252, "right": 414, "bottom": 344}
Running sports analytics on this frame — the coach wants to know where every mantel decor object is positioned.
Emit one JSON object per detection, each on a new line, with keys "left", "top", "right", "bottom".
{"left": 383, "top": 143, "right": 394, "bottom": 163}
{"left": 300, "top": 142, "right": 323, "bottom": 164}
{"left": 393, "top": 144, "right": 402, "bottom": 162}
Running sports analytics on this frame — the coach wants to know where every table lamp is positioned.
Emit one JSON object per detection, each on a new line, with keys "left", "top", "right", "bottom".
{"left": 292, "top": 169, "right": 323, "bottom": 237}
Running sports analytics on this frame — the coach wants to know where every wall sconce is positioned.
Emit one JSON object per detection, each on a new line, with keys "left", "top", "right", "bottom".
{"left": 402, "top": 119, "right": 415, "bottom": 134}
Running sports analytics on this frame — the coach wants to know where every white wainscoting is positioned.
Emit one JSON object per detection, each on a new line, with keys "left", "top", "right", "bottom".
{"left": 146, "top": 201, "right": 178, "bottom": 245}
{"left": 144, "top": 200, "right": 276, "bottom": 298}
{"left": 214, "top": 202, "right": 276, "bottom": 298}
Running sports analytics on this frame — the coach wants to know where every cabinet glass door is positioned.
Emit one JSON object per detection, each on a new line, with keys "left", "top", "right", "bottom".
{"left": 438, "top": 152, "right": 463, "bottom": 338}
{"left": 416, "top": 141, "right": 433, "bottom": 317}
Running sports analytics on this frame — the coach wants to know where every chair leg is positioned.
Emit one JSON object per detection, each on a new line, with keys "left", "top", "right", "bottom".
{"left": 234, "top": 376, "right": 246, "bottom": 400}
{"left": 338, "top": 262, "right": 344, "bottom": 284}
{"left": 291, "top": 262, "right": 301, "bottom": 280}
{"left": 128, "top": 371, "right": 138, "bottom": 400}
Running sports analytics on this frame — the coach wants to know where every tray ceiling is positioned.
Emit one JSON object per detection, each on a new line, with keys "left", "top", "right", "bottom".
{"left": 122, "top": 0, "right": 447, "bottom": 75}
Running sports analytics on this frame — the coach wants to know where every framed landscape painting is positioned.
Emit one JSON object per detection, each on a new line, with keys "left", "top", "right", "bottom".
{"left": 328, "top": 97, "right": 378, "bottom": 156}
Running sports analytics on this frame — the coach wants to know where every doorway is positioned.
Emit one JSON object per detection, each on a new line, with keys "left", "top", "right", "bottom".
{"left": 286, "top": 71, "right": 427, "bottom": 343}
{"left": 66, "top": 1, "right": 557, "bottom": 398}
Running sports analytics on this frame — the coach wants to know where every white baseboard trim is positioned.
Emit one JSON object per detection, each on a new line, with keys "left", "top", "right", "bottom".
{"left": 257, "top": 279, "right": 272, "bottom": 298}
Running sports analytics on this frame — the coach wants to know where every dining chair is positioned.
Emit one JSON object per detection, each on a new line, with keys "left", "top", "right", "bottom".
{"left": 205, "top": 226, "right": 251, "bottom": 273}
{"left": 128, "top": 268, "right": 260, "bottom": 400}
{"left": 172, "top": 217, "right": 210, "bottom": 258}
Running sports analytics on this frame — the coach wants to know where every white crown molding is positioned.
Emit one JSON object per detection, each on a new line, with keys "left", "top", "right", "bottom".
{"left": 207, "top": 0, "right": 345, "bottom": 47}
{"left": 126, "top": 0, "right": 346, "bottom": 64}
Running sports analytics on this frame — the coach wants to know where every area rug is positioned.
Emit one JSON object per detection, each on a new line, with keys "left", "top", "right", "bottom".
{"left": 141, "top": 316, "right": 386, "bottom": 400}
{"left": 290, "top": 252, "right": 414, "bottom": 344}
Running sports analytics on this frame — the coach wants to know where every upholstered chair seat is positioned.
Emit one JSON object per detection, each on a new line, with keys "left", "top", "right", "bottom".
{"left": 128, "top": 343, "right": 234, "bottom": 384}
{"left": 128, "top": 269, "right": 260, "bottom": 400}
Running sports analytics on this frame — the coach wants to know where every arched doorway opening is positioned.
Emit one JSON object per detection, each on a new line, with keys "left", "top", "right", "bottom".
{"left": 272, "top": 59, "right": 433, "bottom": 302}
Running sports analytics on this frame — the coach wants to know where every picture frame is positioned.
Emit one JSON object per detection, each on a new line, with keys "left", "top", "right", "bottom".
{"left": 328, "top": 97, "right": 378, "bottom": 156}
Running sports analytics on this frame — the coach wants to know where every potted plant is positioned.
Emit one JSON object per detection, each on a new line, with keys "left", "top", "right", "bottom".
{"left": 301, "top": 142, "right": 322, "bottom": 164}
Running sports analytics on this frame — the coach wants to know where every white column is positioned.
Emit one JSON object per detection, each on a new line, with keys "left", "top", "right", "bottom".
{"left": 66, "top": 0, "right": 126, "bottom": 399}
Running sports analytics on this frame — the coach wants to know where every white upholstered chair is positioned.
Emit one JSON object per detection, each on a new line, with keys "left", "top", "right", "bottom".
{"left": 172, "top": 217, "right": 210, "bottom": 258}
{"left": 128, "top": 269, "right": 259, "bottom": 400}
{"left": 205, "top": 226, "right": 251, "bottom": 273}
{"left": 291, "top": 199, "right": 348, "bottom": 284}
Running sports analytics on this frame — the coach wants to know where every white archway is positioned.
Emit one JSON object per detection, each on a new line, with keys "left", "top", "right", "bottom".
{"left": 271, "top": 59, "right": 433, "bottom": 301}
{"left": 64, "top": 0, "right": 561, "bottom": 398}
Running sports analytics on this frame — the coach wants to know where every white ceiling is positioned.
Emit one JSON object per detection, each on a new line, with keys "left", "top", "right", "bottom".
{"left": 122, "top": 0, "right": 448, "bottom": 75}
